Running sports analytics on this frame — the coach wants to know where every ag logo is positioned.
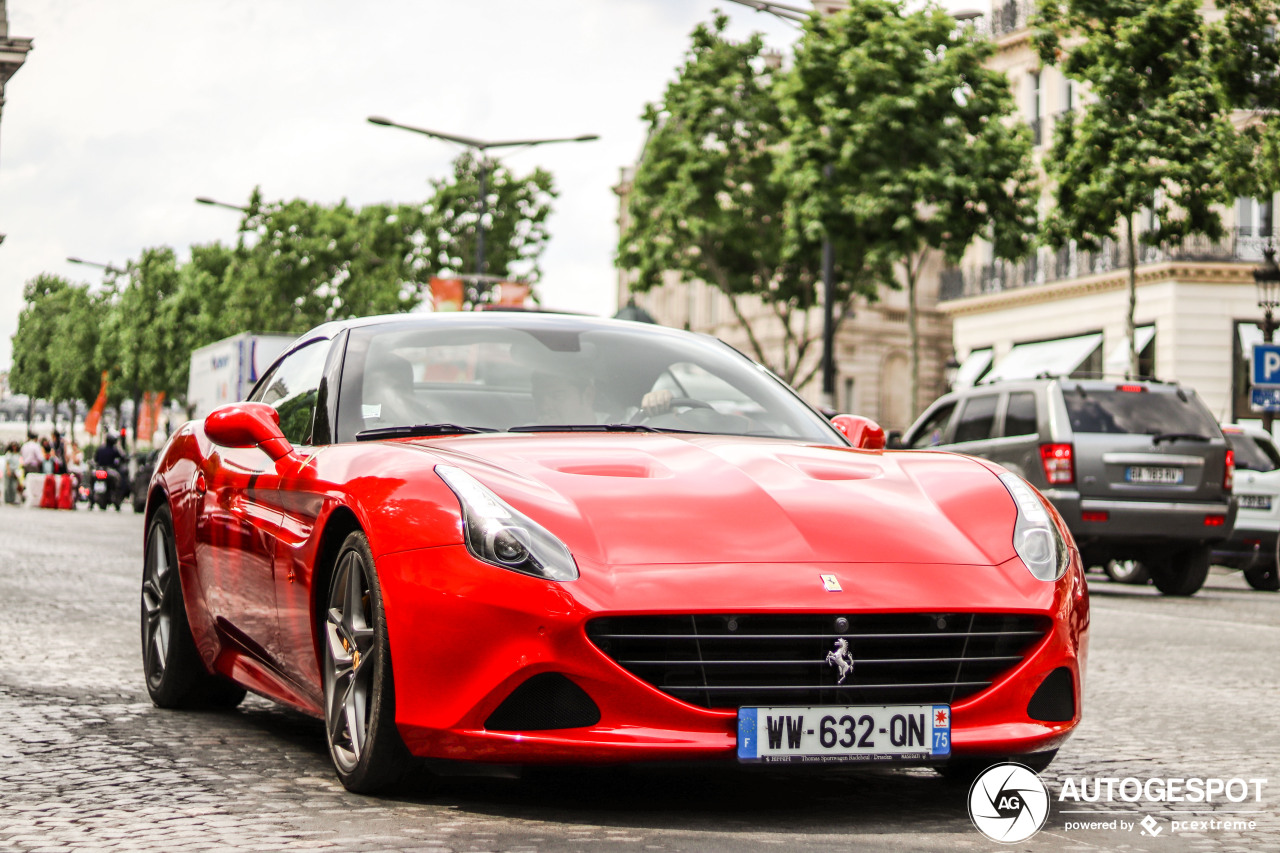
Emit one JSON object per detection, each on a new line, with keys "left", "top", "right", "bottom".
{"left": 967, "top": 762, "right": 1050, "bottom": 843}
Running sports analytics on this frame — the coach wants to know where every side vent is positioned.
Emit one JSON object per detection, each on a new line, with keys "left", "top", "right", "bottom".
{"left": 1027, "top": 667, "right": 1076, "bottom": 722}
{"left": 484, "top": 673, "right": 601, "bottom": 731}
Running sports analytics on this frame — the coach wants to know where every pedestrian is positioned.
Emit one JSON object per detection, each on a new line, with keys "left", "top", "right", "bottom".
{"left": 39, "top": 437, "right": 53, "bottom": 474}
{"left": 19, "top": 432, "right": 42, "bottom": 474}
{"left": 49, "top": 430, "right": 67, "bottom": 474}
{"left": 3, "top": 441, "right": 22, "bottom": 504}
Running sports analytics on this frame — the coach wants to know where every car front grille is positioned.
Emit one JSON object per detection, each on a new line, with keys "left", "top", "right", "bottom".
{"left": 586, "top": 613, "right": 1050, "bottom": 710}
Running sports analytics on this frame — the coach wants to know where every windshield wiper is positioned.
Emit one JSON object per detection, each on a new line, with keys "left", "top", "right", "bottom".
{"left": 356, "top": 423, "right": 498, "bottom": 441}
{"left": 508, "top": 423, "right": 666, "bottom": 433}
{"left": 1150, "top": 432, "right": 1211, "bottom": 445}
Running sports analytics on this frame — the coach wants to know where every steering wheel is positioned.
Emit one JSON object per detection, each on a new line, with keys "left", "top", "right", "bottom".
{"left": 628, "top": 397, "right": 714, "bottom": 424}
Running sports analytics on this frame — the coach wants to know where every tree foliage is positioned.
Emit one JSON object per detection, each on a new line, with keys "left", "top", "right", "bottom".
{"left": 1036, "top": 0, "right": 1238, "bottom": 374}
{"left": 1208, "top": 0, "right": 1280, "bottom": 204}
{"left": 618, "top": 13, "right": 864, "bottom": 387}
{"left": 9, "top": 275, "right": 104, "bottom": 428}
{"left": 423, "top": 151, "right": 557, "bottom": 284}
{"left": 782, "top": 0, "right": 1037, "bottom": 413}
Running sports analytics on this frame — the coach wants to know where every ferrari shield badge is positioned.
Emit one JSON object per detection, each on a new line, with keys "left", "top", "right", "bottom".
{"left": 826, "top": 638, "right": 855, "bottom": 684}
{"left": 820, "top": 574, "right": 842, "bottom": 592}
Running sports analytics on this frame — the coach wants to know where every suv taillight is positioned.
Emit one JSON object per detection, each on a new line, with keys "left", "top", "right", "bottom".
{"left": 1040, "top": 443, "right": 1074, "bottom": 486}
{"left": 1224, "top": 448, "right": 1234, "bottom": 492}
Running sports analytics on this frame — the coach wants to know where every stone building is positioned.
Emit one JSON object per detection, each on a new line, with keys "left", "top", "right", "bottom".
{"left": 0, "top": 0, "right": 32, "bottom": 166}
{"left": 939, "top": 0, "right": 1270, "bottom": 425}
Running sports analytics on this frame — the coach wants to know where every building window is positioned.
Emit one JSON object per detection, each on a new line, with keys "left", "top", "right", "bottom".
{"left": 1238, "top": 196, "right": 1274, "bottom": 238}
{"left": 1236, "top": 320, "right": 1265, "bottom": 423}
{"left": 843, "top": 377, "right": 855, "bottom": 413}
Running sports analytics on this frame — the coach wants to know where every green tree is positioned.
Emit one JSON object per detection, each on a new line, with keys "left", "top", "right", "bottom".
{"left": 47, "top": 284, "right": 105, "bottom": 426}
{"left": 618, "top": 13, "right": 870, "bottom": 388}
{"left": 1209, "top": 1, "right": 1280, "bottom": 216}
{"left": 782, "top": 0, "right": 1037, "bottom": 415}
{"left": 422, "top": 151, "right": 557, "bottom": 290}
{"left": 10, "top": 274, "right": 78, "bottom": 427}
{"left": 1036, "top": 0, "right": 1238, "bottom": 376}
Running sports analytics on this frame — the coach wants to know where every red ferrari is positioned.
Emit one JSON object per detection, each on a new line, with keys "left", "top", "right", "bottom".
{"left": 141, "top": 313, "right": 1087, "bottom": 793}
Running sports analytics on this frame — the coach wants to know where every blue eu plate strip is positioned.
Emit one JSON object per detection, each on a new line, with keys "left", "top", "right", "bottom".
{"left": 738, "top": 708, "right": 758, "bottom": 759}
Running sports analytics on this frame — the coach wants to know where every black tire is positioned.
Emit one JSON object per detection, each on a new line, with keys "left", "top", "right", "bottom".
{"left": 141, "top": 505, "right": 246, "bottom": 709}
{"left": 321, "top": 531, "right": 412, "bottom": 794}
{"left": 1245, "top": 562, "right": 1280, "bottom": 591}
{"left": 1151, "top": 546, "right": 1210, "bottom": 596}
{"left": 1104, "top": 559, "right": 1150, "bottom": 585}
{"left": 935, "top": 749, "right": 1058, "bottom": 784}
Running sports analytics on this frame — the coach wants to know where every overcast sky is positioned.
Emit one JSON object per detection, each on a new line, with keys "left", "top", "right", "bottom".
{"left": 0, "top": 0, "right": 979, "bottom": 372}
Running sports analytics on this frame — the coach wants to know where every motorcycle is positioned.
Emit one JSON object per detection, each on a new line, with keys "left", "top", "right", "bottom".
{"left": 88, "top": 464, "right": 127, "bottom": 511}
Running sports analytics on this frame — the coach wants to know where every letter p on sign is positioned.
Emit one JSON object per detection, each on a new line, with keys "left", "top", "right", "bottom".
{"left": 1252, "top": 343, "right": 1280, "bottom": 387}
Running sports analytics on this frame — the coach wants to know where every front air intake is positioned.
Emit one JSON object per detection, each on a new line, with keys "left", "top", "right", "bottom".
{"left": 1026, "top": 666, "right": 1076, "bottom": 722}
{"left": 484, "top": 673, "right": 601, "bottom": 731}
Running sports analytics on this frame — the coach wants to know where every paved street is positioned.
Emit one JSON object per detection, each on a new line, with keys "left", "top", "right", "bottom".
{"left": 1, "top": 504, "right": 1277, "bottom": 852}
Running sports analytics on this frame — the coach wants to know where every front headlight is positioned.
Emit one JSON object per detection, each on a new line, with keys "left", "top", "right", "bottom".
{"left": 435, "top": 464, "right": 579, "bottom": 582}
{"left": 998, "top": 472, "right": 1070, "bottom": 582}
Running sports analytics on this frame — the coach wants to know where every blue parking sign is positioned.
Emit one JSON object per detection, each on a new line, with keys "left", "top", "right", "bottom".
{"left": 1252, "top": 343, "right": 1280, "bottom": 387}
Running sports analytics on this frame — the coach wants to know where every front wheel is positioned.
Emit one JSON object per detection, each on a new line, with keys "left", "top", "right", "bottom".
{"left": 141, "top": 506, "right": 246, "bottom": 709}
{"left": 1245, "top": 562, "right": 1280, "bottom": 591}
{"left": 1151, "top": 546, "right": 1210, "bottom": 596}
{"left": 321, "top": 531, "right": 412, "bottom": 793}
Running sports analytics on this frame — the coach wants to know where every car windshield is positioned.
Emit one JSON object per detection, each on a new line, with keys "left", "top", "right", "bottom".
{"left": 1228, "top": 432, "right": 1280, "bottom": 472}
{"left": 1063, "top": 387, "right": 1219, "bottom": 437}
{"left": 335, "top": 318, "right": 842, "bottom": 444}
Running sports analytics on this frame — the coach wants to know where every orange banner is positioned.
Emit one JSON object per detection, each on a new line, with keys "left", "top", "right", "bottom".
{"left": 430, "top": 277, "right": 464, "bottom": 312}
{"left": 84, "top": 371, "right": 108, "bottom": 436}
{"left": 496, "top": 281, "right": 530, "bottom": 307}
{"left": 136, "top": 392, "right": 155, "bottom": 445}
{"left": 151, "top": 392, "right": 166, "bottom": 441}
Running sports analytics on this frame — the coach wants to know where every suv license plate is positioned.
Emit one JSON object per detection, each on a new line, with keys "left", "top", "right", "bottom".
{"left": 1126, "top": 466, "right": 1184, "bottom": 484}
{"left": 738, "top": 705, "right": 950, "bottom": 763}
{"left": 1239, "top": 494, "right": 1272, "bottom": 510}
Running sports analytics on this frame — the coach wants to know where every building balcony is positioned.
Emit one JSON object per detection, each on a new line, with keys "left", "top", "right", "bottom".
{"left": 959, "top": 0, "right": 1036, "bottom": 39}
{"left": 939, "top": 227, "right": 1274, "bottom": 302}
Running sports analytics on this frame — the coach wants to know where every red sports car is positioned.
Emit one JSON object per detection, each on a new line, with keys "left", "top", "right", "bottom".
{"left": 141, "top": 313, "right": 1088, "bottom": 793}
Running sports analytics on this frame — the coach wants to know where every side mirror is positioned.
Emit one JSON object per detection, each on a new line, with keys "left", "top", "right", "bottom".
{"left": 205, "top": 402, "right": 294, "bottom": 462}
{"left": 830, "top": 414, "right": 887, "bottom": 451}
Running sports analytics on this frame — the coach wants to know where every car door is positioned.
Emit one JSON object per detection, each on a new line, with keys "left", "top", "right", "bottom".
{"left": 946, "top": 393, "right": 1002, "bottom": 458}
{"left": 197, "top": 338, "right": 331, "bottom": 672}
{"left": 985, "top": 389, "right": 1043, "bottom": 480}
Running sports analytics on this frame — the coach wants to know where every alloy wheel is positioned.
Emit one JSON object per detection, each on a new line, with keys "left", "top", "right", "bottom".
{"left": 324, "top": 549, "right": 378, "bottom": 773}
{"left": 141, "top": 522, "right": 174, "bottom": 688}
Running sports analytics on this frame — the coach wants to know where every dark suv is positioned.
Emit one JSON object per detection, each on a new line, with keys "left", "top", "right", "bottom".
{"left": 901, "top": 378, "right": 1236, "bottom": 596}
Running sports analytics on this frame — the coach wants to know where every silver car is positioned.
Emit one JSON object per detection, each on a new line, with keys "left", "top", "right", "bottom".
{"left": 901, "top": 378, "right": 1236, "bottom": 596}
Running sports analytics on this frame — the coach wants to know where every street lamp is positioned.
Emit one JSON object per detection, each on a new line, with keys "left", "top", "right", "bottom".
{"left": 1255, "top": 247, "right": 1280, "bottom": 431}
{"left": 67, "top": 256, "right": 126, "bottom": 276}
{"left": 195, "top": 196, "right": 250, "bottom": 213}
{"left": 367, "top": 115, "right": 599, "bottom": 288}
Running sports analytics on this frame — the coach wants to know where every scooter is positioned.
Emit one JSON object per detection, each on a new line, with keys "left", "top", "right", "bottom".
{"left": 88, "top": 465, "right": 127, "bottom": 511}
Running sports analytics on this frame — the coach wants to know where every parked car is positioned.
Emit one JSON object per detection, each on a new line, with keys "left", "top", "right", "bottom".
{"left": 141, "top": 313, "right": 1087, "bottom": 793}
{"left": 901, "top": 377, "right": 1236, "bottom": 596}
{"left": 1215, "top": 424, "right": 1280, "bottom": 591}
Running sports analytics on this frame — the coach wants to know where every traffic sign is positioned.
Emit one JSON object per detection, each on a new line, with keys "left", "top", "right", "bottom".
{"left": 1251, "top": 387, "right": 1280, "bottom": 412}
{"left": 1252, "top": 343, "right": 1280, "bottom": 387}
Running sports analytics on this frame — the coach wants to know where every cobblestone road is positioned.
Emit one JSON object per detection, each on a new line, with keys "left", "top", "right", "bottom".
{"left": 1, "top": 505, "right": 1277, "bottom": 852}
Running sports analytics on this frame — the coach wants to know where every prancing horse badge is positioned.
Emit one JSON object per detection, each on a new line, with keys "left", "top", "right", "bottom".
{"left": 820, "top": 574, "right": 842, "bottom": 592}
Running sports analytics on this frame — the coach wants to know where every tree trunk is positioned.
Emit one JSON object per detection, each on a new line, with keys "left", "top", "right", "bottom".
{"left": 1126, "top": 214, "right": 1139, "bottom": 378}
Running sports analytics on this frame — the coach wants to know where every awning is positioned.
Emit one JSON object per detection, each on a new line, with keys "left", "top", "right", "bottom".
{"left": 983, "top": 333, "right": 1103, "bottom": 383}
{"left": 1103, "top": 326, "right": 1156, "bottom": 374}
{"left": 953, "top": 349, "right": 993, "bottom": 388}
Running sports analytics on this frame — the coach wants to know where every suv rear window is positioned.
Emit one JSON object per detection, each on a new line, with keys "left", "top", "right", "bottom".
{"left": 1229, "top": 432, "right": 1280, "bottom": 472}
{"left": 1063, "top": 387, "right": 1219, "bottom": 437}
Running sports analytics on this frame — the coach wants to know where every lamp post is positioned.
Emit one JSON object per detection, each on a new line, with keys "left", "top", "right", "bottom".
{"left": 367, "top": 116, "right": 598, "bottom": 292}
{"left": 67, "top": 256, "right": 126, "bottom": 276}
{"left": 1255, "top": 247, "right": 1280, "bottom": 432}
{"left": 195, "top": 196, "right": 250, "bottom": 213}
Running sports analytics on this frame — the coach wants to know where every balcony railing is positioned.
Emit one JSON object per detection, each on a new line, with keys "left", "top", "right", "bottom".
{"left": 939, "top": 228, "right": 1276, "bottom": 302}
{"left": 990, "top": 0, "right": 1036, "bottom": 37}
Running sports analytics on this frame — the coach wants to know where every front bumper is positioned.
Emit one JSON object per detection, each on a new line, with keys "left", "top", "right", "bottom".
{"left": 377, "top": 545, "right": 1089, "bottom": 766}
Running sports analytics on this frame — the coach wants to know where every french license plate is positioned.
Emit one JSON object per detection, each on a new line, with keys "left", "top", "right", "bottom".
{"left": 737, "top": 704, "right": 950, "bottom": 763}
{"left": 1126, "top": 466, "right": 1184, "bottom": 484}
{"left": 1239, "top": 494, "right": 1272, "bottom": 510}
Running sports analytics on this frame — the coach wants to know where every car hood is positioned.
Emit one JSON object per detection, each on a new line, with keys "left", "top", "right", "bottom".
{"left": 413, "top": 434, "right": 1018, "bottom": 568}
